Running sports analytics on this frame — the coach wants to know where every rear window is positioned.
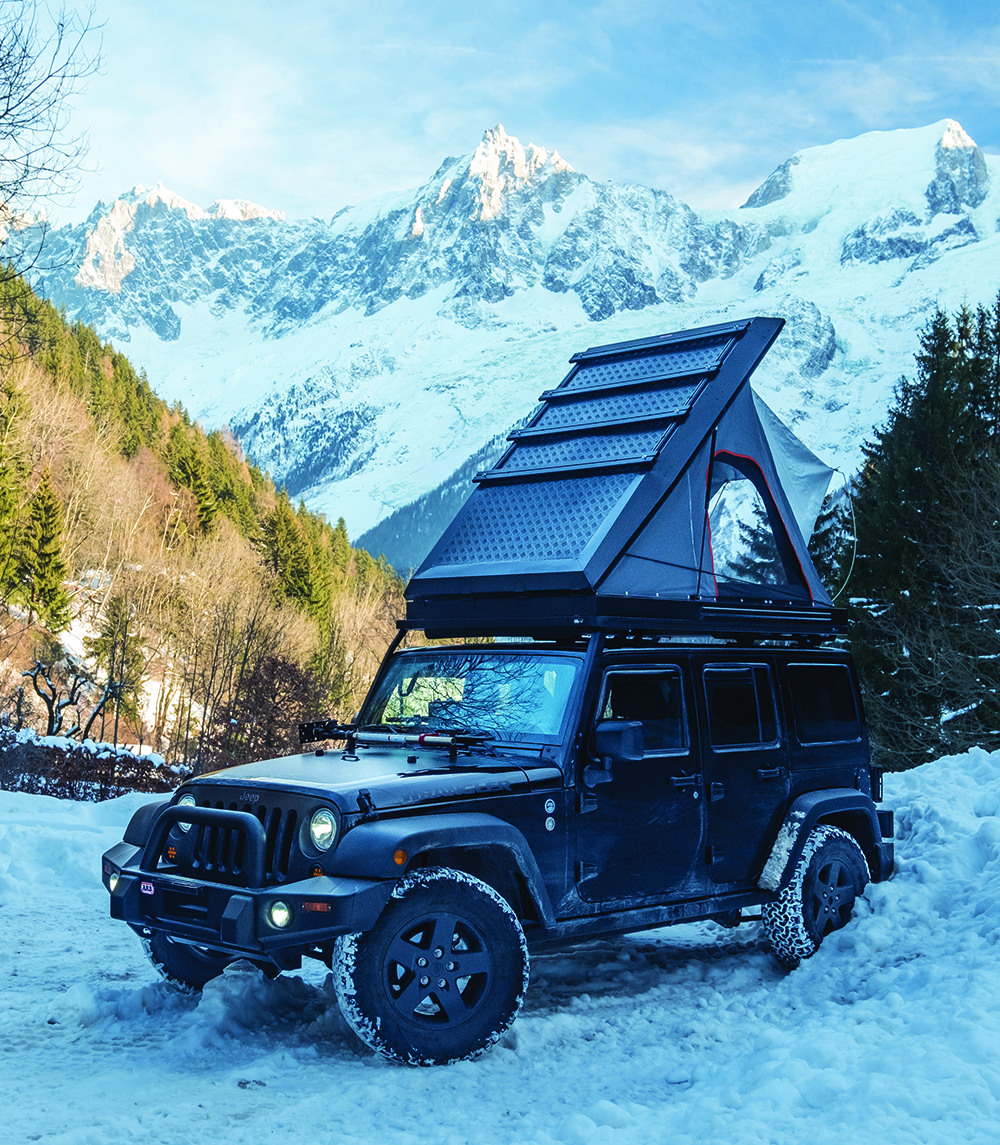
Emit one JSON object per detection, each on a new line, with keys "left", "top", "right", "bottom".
{"left": 787, "top": 664, "right": 861, "bottom": 744}
{"left": 704, "top": 665, "right": 778, "bottom": 748}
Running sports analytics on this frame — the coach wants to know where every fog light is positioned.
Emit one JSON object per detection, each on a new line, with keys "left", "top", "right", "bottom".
{"left": 109, "top": 871, "right": 120, "bottom": 891}
{"left": 177, "top": 793, "right": 197, "bottom": 833}
{"left": 268, "top": 900, "right": 292, "bottom": 929}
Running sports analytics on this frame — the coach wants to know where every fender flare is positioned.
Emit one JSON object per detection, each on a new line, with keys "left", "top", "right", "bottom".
{"left": 123, "top": 799, "right": 171, "bottom": 846}
{"left": 331, "top": 812, "right": 556, "bottom": 927}
{"left": 758, "top": 789, "right": 887, "bottom": 892}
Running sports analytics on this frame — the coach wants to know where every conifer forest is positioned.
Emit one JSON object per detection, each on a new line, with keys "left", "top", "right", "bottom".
{"left": 846, "top": 295, "right": 1000, "bottom": 769}
{"left": 0, "top": 277, "right": 404, "bottom": 781}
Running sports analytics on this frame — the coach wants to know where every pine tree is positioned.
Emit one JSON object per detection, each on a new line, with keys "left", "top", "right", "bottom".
{"left": 331, "top": 517, "right": 351, "bottom": 573}
{"left": 0, "top": 462, "right": 22, "bottom": 600}
{"left": 259, "top": 495, "right": 318, "bottom": 613}
{"left": 168, "top": 424, "right": 217, "bottom": 532}
{"left": 808, "top": 493, "right": 850, "bottom": 593}
{"left": 845, "top": 298, "right": 1000, "bottom": 768}
{"left": 0, "top": 373, "right": 28, "bottom": 600}
{"left": 19, "top": 468, "right": 71, "bottom": 631}
{"left": 84, "top": 592, "right": 145, "bottom": 724}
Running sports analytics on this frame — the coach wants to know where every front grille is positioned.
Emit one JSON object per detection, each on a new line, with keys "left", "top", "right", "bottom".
{"left": 165, "top": 798, "right": 300, "bottom": 886}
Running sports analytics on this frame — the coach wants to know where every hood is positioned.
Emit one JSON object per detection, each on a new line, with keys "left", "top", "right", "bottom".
{"left": 183, "top": 747, "right": 562, "bottom": 813}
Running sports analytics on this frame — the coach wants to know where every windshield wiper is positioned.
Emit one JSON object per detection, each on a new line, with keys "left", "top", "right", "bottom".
{"left": 299, "top": 719, "right": 496, "bottom": 756}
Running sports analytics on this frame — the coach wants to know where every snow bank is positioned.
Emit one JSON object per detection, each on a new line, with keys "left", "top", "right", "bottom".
{"left": 1, "top": 752, "right": 999, "bottom": 1144}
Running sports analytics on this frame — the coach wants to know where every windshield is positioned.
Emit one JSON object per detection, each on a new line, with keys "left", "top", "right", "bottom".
{"left": 361, "top": 650, "right": 582, "bottom": 744}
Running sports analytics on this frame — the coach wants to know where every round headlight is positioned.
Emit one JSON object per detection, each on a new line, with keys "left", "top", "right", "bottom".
{"left": 269, "top": 900, "right": 292, "bottom": 929}
{"left": 309, "top": 808, "right": 337, "bottom": 852}
{"left": 177, "top": 793, "right": 197, "bottom": 833}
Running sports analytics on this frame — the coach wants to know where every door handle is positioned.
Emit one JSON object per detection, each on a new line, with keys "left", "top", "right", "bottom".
{"left": 756, "top": 767, "right": 786, "bottom": 780}
{"left": 670, "top": 774, "right": 702, "bottom": 787}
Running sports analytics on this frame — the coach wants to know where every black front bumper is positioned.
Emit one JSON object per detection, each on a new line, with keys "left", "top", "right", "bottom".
{"left": 103, "top": 803, "right": 392, "bottom": 962}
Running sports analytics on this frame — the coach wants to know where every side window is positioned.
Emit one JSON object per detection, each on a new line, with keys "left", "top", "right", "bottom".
{"left": 788, "top": 664, "right": 861, "bottom": 744}
{"left": 599, "top": 669, "right": 687, "bottom": 755}
{"left": 704, "top": 665, "right": 777, "bottom": 749}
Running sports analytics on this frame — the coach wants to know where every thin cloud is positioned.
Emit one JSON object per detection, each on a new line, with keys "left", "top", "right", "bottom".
{"left": 61, "top": 0, "right": 1000, "bottom": 223}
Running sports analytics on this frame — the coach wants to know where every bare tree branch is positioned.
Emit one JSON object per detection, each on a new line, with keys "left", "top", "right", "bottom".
{"left": 0, "top": 2, "right": 100, "bottom": 281}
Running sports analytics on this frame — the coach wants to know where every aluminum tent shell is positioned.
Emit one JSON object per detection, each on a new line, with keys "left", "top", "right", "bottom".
{"left": 405, "top": 317, "right": 843, "bottom": 639}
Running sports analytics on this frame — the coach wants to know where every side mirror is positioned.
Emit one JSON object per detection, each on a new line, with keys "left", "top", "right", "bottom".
{"left": 583, "top": 720, "right": 644, "bottom": 786}
{"left": 593, "top": 719, "right": 644, "bottom": 762}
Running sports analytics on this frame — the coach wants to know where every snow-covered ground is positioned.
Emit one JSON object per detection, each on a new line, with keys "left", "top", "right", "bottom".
{"left": 2, "top": 750, "right": 999, "bottom": 1144}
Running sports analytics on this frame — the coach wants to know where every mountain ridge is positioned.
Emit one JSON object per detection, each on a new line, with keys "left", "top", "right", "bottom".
{"left": 24, "top": 119, "right": 1000, "bottom": 549}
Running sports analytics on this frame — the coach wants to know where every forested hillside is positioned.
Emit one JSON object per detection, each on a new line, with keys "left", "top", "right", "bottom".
{"left": 0, "top": 278, "right": 402, "bottom": 772}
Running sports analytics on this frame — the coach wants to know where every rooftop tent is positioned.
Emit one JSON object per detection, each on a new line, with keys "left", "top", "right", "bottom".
{"left": 405, "top": 317, "right": 842, "bottom": 639}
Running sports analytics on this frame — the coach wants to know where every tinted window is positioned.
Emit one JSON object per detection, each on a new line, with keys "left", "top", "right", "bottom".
{"left": 704, "top": 665, "right": 777, "bottom": 748}
{"left": 600, "top": 669, "right": 687, "bottom": 754}
{"left": 788, "top": 664, "right": 861, "bottom": 744}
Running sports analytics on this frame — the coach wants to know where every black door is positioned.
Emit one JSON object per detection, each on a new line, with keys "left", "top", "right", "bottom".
{"left": 576, "top": 666, "right": 708, "bottom": 903}
{"left": 700, "top": 662, "right": 790, "bottom": 885}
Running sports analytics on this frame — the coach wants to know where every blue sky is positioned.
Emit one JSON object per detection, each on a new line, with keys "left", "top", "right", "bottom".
{"left": 60, "top": 0, "right": 1000, "bottom": 222}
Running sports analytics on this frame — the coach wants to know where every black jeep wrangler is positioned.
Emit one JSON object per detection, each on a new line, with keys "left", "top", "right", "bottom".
{"left": 102, "top": 318, "right": 893, "bottom": 1065}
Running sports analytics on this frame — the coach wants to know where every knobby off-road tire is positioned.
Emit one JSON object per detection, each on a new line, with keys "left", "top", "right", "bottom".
{"left": 333, "top": 867, "right": 530, "bottom": 1065}
{"left": 142, "top": 931, "right": 236, "bottom": 991}
{"left": 762, "top": 824, "right": 870, "bottom": 968}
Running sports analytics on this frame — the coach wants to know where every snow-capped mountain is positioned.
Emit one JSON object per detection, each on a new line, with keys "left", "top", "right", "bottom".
{"left": 28, "top": 120, "right": 1000, "bottom": 550}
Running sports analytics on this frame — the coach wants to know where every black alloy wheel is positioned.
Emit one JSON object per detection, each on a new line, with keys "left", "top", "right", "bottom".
{"left": 762, "top": 825, "right": 871, "bottom": 968}
{"left": 334, "top": 867, "right": 529, "bottom": 1065}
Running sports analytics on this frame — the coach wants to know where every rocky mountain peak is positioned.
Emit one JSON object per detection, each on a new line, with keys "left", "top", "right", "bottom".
{"left": 467, "top": 124, "right": 574, "bottom": 220}
{"left": 207, "top": 198, "right": 286, "bottom": 222}
{"left": 741, "top": 156, "right": 800, "bottom": 209}
{"left": 740, "top": 119, "right": 990, "bottom": 224}
{"left": 927, "top": 119, "right": 989, "bottom": 215}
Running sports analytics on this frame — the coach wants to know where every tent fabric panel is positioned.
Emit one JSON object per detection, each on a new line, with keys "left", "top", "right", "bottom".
{"left": 712, "top": 388, "right": 832, "bottom": 605}
{"left": 599, "top": 439, "right": 714, "bottom": 600}
{"left": 753, "top": 393, "right": 835, "bottom": 543}
{"left": 600, "top": 393, "right": 833, "bottom": 607}
{"left": 599, "top": 553, "right": 703, "bottom": 599}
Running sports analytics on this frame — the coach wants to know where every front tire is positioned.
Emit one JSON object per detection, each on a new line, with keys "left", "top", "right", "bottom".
{"left": 334, "top": 867, "right": 529, "bottom": 1065}
{"left": 762, "top": 825, "right": 870, "bottom": 968}
{"left": 142, "top": 932, "right": 235, "bottom": 991}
